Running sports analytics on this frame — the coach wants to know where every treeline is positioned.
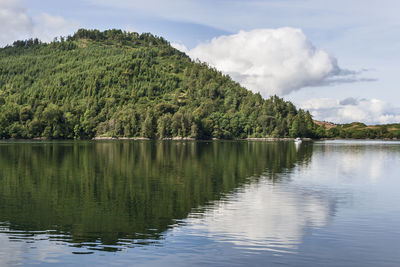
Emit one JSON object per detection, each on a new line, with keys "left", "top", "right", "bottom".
{"left": 0, "top": 29, "right": 319, "bottom": 139}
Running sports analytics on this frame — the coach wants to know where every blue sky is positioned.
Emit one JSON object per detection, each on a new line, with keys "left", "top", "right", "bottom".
{"left": 1, "top": 0, "right": 400, "bottom": 124}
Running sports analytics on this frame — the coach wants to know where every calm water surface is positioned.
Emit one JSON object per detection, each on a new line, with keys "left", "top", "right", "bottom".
{"left": 0, "top": 140, "right": 399, "bottom": 266}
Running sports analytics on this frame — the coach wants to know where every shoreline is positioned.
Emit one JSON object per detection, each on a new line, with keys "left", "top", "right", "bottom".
{"left": 93, "top": 137, "right": 315, "bottom": 141}
{"left": 2, "top": 137, "right": 399, "bottom": 142}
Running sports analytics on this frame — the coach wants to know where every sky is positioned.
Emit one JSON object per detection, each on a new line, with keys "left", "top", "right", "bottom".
{"left": 1, "top": 0, "right": 399, "bottom": 124}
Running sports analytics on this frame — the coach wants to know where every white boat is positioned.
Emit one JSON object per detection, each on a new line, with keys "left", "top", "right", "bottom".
{"left": 294, "top": 137, "right": 302, "bottom": 144}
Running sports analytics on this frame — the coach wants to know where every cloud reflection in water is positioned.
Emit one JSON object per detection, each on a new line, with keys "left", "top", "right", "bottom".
{"left": 185, "top": 177, "right": 331, "bottom": 254}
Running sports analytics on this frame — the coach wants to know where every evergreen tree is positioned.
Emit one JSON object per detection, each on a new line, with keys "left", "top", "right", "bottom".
{"left": 289, "top": 118, "right": 300, "bottom": 138}
{"left": 141, "top": 110, "right": 155, "bottom": 138}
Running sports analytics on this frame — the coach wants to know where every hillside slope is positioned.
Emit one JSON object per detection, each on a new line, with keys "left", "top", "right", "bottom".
{"left": 0, "top": 29, "right": 315, "bottom": 139}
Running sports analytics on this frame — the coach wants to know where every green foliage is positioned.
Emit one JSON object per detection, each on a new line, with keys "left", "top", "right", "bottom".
{"left": 0, "top": 29, "right": 316, "bottom": 139}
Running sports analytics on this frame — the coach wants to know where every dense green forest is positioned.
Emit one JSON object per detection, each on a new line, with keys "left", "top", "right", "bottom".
{"left": 0, "top": 29, "right": 317, "bottom": 140}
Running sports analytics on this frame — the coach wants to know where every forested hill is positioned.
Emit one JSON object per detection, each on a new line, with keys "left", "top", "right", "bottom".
{"left": 0, "top": 29, "right": 316, "bottom": 140}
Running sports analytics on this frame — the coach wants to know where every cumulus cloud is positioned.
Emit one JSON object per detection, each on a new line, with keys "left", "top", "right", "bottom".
{"left": 298, "top": 97, "right": 400, "bottom": 124}
{"left": 0, "top": 0, "right": 78, "bottom": 47}
{"left": 185, "top": 28, "right": 360, "bottom": 96}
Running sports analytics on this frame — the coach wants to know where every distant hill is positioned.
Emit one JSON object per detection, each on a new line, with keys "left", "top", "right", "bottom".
{"left": 0, "top": 29, "right": 316, "bottom": 140}
{"left": 314, "top": 121, "right": 400, "bottom": 139}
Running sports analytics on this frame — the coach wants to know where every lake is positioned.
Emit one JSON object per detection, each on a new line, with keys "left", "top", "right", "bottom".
{"left": 0, "top": 140, "right": 399, "bottom": 266}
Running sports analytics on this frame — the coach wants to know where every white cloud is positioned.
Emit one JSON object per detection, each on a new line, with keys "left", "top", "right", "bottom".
{"left": 298, "top": 97, "right": 400, "bottom": 124}
{"left": 171, "top": 42, "right": 189, "bottom": 54}
{"left": 185, "top": 28, "right": 357, "bottom": 96}
{"left": 0, "top": 0, "right": 78, "bottom": 46}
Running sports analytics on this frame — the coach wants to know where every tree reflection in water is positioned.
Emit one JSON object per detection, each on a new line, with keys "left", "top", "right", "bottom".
{"left": 0, "top": 141, "right": 313, "bottom": 251}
